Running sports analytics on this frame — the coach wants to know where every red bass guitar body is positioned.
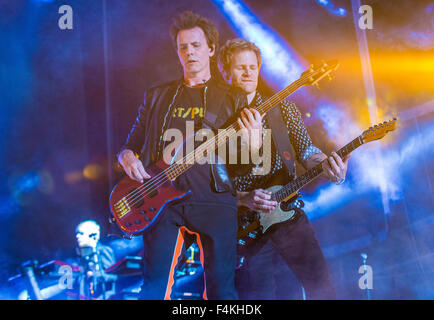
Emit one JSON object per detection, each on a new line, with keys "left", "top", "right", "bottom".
{"left": 109, "top": 160, "right": 190, "bottom": 235}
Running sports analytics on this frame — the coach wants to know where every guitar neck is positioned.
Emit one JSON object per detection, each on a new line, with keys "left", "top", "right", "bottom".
{"left": 273, "top": 135, "right": 364, "bottom": 202}
{"left": 250, "top": 78, "right": 305, "bottom": 115}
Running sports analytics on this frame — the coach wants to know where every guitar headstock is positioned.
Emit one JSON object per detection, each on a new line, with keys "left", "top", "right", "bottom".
{"left": 362, "top": 118, "right": 398, "bottom": 143}
{"left": 301, "top": 60, "right": 339, "bottom": 87}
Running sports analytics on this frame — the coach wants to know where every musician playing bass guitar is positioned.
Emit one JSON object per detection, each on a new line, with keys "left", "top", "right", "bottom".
{"left": 218, "top": 38, "right": 351, "bottom": 300}
{"left": 117, "top": 12, "right": 263, "bottom": 300}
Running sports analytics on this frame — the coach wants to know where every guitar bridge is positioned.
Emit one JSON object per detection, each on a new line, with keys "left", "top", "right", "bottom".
{"left": 114, "top": 197, "right": 131, "bottom": 219}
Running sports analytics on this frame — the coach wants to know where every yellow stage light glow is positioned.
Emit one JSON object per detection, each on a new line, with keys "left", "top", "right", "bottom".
{"left": 338, "top": 50, "right": 434, "bottom": 92}
{"left": 83, "top": 164, "right": 103, "bottom": 180}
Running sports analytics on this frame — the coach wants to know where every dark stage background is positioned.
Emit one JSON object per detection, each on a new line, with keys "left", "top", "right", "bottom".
{"left": 0, "top": 0, "right": 433, "bottom": 299}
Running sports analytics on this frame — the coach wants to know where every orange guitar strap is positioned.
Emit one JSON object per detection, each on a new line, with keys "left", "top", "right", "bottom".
{"left": 164, "top": 226, "right": 207, "bottom": 300}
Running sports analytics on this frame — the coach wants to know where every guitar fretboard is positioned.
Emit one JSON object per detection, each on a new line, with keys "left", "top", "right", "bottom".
{"left": 273, "top": 135, "right": 363, "bottom": 202}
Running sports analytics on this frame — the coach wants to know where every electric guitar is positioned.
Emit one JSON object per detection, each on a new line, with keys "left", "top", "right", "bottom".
{"left": 237, "top": 119, "right": 398, "bottom": 246}
{"left": 109, "top": 61, "right": 339, "bottom": 236}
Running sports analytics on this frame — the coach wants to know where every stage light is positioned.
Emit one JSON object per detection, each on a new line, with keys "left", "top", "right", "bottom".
{"left": 330, "top": 7, "right": 347, "bottom": 17}
{"left": 212, "top": 0, "right": 306, "bottom": 89}
{"left": 306, "top": 117, "right": 434, "bottom": 220}
{"left": 3, "top": 170, "right": 55, "bottom": 210}
{"left": 83, "top": 164, "right": 103, "bottom": 180}
{"left": 30, "top": 0, "right": 54, "bottom": 4}
{"left": 317, "top": 0, "right": 330, "bottom": 6}
{"left": 333, "top": 52, "right": 434, "bottom": 92}
{"left": 11, "top": 171, "right": 40, "bottom": 194}
{"left": 316, "top": 0, "right": 347, "bottom": 17}
{"left": 7, "top": 171, "right": 42, "bottom": 207}
{"left": 64, "top": 163, "right": 104, "bottom": 184}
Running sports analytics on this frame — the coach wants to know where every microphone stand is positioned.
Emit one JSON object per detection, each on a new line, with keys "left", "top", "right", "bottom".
{"left": 78, "top": 246, "right": 108, "bottom": 300}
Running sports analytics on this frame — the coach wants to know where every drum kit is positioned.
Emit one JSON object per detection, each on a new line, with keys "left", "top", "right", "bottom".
{"left": 7, "top": 249, "right": 143, "bottom": 300}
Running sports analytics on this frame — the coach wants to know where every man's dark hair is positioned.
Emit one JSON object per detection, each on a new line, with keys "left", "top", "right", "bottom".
{"left": 170, "top": 11, "right": 219, "bottom": 55}
{"left": 218, "top": 38, "right": 262, "bottom": 79}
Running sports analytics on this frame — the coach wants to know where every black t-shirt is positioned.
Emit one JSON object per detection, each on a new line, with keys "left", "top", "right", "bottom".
{"left": 165, "top": 84, "right": 235, "bottom": 205}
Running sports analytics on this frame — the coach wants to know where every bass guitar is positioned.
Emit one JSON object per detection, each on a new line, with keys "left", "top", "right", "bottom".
{"left": 237, "top": 119, "right": 398, "bottom": 246}
{"left": 109, "top": 61, "right": 339, "bottom": 236}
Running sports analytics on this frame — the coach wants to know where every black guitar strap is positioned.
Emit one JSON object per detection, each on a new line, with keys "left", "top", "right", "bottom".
{"left": 265, "top": 104, "right": 295, "bottom": 176}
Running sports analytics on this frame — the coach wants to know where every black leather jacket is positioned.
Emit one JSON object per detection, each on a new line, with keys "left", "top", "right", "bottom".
{"left": 120, "top": 77, "right": 251, "bottom": 195}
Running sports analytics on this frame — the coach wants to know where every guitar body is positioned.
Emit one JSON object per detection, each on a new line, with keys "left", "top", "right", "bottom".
{"left": 258, "top": 185, "right": 298, "bottom": 233}
{"left": 109, "top": 160, "right": 190, "bottom": 235}
{"left": 237, "top": 185, "right": 301, "bottom": 246}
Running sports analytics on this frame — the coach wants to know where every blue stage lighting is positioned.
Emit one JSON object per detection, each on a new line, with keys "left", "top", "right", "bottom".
{"left": 30, "top": 0, "right": 54, "bottom": 4}
{"left": 317, "top": 0, "right": 330, "bottom": 6}
{"left": 306, "top": 119, "right": 434, "bottom": 220}
{"left": 316, "top": 0, "right": 347, "bottom": 17}
{"left": 212, "top": 0, "right": 306, "bottom": 89}
{"left": 10, "top": 171, "right": 41, "bottom": 203}
{"left": 13, "top": 172, "right": 40, "bottom": 194}
{"left": 330, "top": 7, "right": 347, "bottom": 17}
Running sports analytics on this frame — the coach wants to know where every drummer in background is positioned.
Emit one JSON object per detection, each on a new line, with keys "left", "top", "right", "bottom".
{"left": 74, "top": 220, "right": 117, "bottom": 299}
{"left": 18, "top": 219, "right": 117, "bottom": 300}
{"left": 75, "top": 220, "right": 116, "bottom": 270}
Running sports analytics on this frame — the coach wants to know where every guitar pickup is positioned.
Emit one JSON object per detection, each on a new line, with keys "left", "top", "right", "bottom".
{"left": 114, "top": 197, "right": 131, "bottom": 219}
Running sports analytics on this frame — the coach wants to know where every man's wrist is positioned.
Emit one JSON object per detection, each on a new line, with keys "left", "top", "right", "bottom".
{"left": 118, "top": 149, "right": 134, "bottom": 160}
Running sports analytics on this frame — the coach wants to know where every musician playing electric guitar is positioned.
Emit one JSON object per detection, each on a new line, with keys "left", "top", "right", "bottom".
{"left": 218, "top": 39, "right": 350, "bottom": 300}
{"left": 117, "top": 12, "right": 263, "bottom": 300}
